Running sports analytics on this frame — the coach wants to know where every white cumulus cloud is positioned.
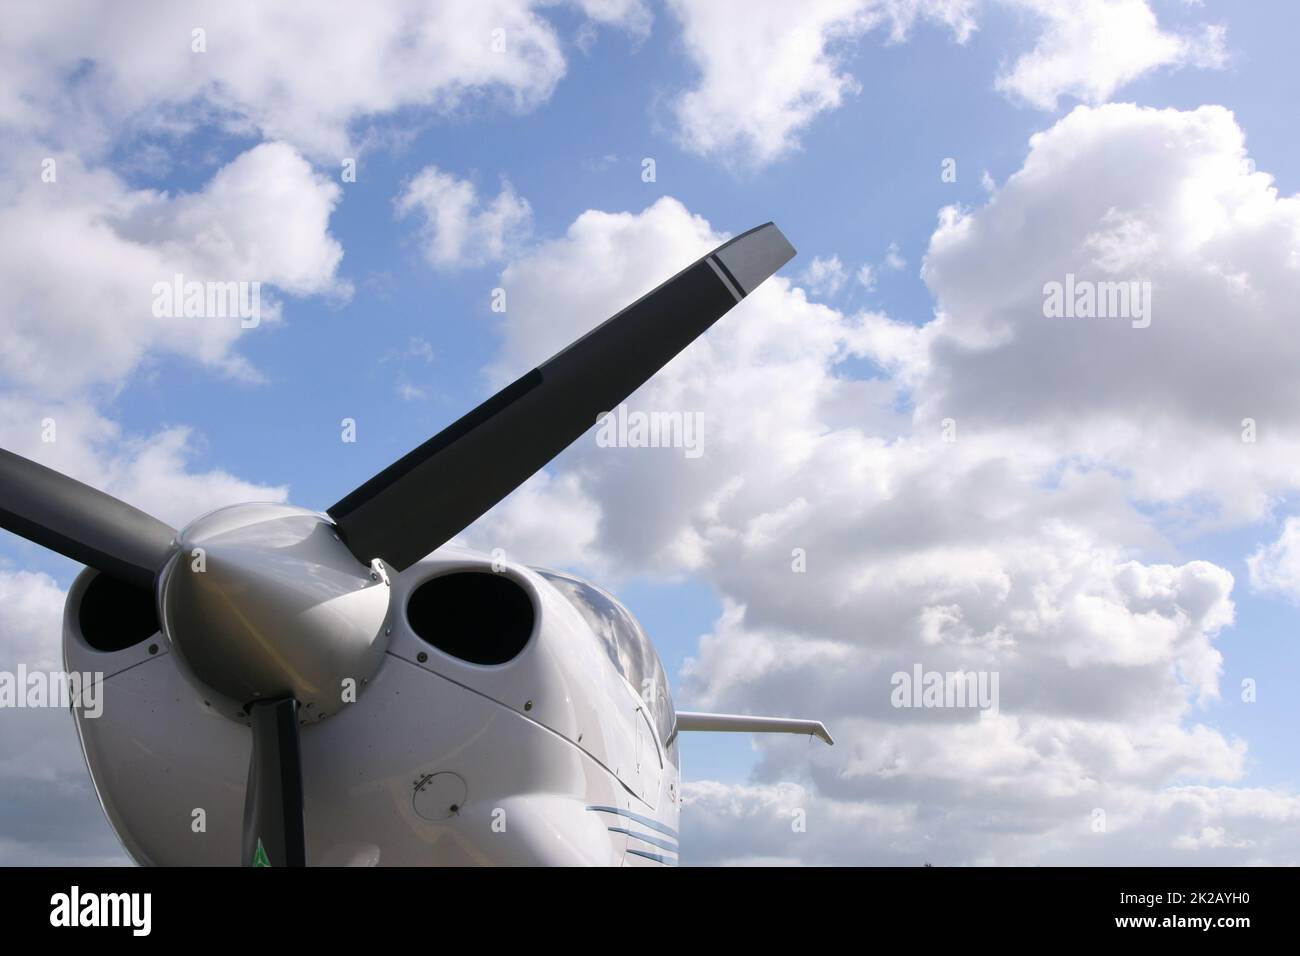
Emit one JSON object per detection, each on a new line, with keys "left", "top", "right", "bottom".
{"left": 0, "top": 142, "right": 346, "bottom": 395}
{"left": 997, "top": 0, "right": 1227, "bottom": 110}
{"left": 666, "top": 0, "right": 1225, "bottom": 167}
{"left": 397, "top": 166, "right": 533, "bottom": 270}
{"left": 1247, "top": 517, "right": 1300, "bottom": 602}
{"left": 0, "top": 0, "right": 650, "bottom": 159}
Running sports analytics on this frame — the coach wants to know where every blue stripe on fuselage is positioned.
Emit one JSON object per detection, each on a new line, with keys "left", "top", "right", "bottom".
{"left": 626, "top": 848, "right": 678, "bottom": 866}
{"left": 607, "top": 826, "right": 678, "bottom": 853}
{"left": 586, "top": 805, "right": 679, "bottom": 840}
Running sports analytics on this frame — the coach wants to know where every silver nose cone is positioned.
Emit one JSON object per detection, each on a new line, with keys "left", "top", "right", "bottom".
{"left": 159, "top": 503, "right": 392, "bottom": 719}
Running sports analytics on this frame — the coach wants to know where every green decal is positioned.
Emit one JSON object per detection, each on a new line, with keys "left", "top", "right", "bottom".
{"left": 252, "top": 838, "right": 272, "bottom": 867}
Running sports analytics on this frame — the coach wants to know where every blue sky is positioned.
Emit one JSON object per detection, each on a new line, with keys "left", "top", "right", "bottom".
{"left": 3, "top": 0, "right": 1300, "bottom": 864}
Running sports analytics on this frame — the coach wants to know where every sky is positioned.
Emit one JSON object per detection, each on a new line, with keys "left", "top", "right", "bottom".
{"left": 1, "top": 0, "right": 1299, "bottom": 865}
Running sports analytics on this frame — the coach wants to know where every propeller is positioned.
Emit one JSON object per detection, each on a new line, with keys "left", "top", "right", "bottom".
{"left": 0, "top": 220, "right": 796, "bottom": 867}
{"left": 242, "top": 698, "right": 307, "bottom": 867}
{"left": 327, "top": 221, "right": 795, "bottom": 570}
{"left": 0, "top": 449, "right": 175, "bottom": 589}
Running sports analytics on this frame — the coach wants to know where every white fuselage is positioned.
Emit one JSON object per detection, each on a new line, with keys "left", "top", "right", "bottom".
{"left": 63, "top": 544, "right": 682, "bottom": 866}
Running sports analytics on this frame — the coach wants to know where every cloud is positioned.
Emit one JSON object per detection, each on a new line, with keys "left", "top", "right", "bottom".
{"left": 996, "top": 0, "right": 1227, "bottom": 111}
{"left": 466, "top": 187, "right": 1300, "bottom": 863}
{"left": 884, "top": 241, "right": 906, "bottom": 270}
{"left": 666, "top": 0, "right": 976, "bottom": 166}
{"left": 665, "top": 0, "right": 1225, "bottom": 167}
{"left": 0, "top": 141, "right": 345, "bottom": 395}
{"left": 854, "top": 243, "right": 905, "bottom": 292}
{"left": 1247, "top": 517, "right": 1300, "bottom": 602}
{"left": 800, "top": 255, "right": 849, "bottom": 296}
{"left": 0, "top": 395, "right": 288, "bottom": 534}
{"left": 682, "top": 780, "right": 1300, "bottom": 865}
{"left": 865, "top": 103, "right": 1300, "bottom": 529}
{"left": 0, "top": 0, "right": 650, "bottom": 160}
{"left": 573, "top": 0, "right": 654, "bottom": 36}
{"left": 465, "top": 471, "right": 603, "bottom": 572}
{"left": 397, "top": 166, "right": 533, "bottom": 269}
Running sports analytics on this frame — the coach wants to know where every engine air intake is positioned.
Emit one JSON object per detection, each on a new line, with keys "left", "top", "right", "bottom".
{"left": 406, "top": 571, "right": 535, "bottom": 665}
{"left": 79, "top": 572, "right": 160, "bottom": 652}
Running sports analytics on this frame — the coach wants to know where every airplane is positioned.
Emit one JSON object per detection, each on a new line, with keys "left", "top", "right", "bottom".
{"left": 0, "top": 221, "right": 833, "bottom": 867}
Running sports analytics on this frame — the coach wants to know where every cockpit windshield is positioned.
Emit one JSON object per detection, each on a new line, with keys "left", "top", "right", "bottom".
{"left": 533, "top": 568, "right": 675, "bottom": 743}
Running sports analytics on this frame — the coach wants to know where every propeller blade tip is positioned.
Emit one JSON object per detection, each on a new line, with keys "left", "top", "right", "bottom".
{"left": 712, "top": 222, "right": 796, "bottom": 296}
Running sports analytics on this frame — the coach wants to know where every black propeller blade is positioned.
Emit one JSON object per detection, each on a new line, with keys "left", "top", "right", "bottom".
{"left": 328, "top": 221, "right": 796, "bottom": 571}
{"left": 0, "top": 448, "right": 176, "bottom": 589}
{"left": 242, "top": 698, "right": 307, "bottom": 867}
